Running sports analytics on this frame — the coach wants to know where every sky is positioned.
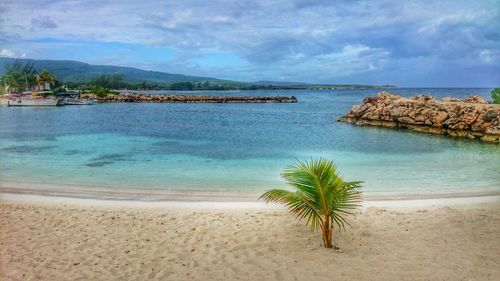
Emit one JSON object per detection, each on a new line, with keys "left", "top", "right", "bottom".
{"left": 0, "top": 0, "right": 499, "bottom": 87}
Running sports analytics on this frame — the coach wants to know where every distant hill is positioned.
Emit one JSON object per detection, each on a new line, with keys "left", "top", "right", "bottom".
{"left": 0, "top": 58, "right": 228, "bottom": 85}
{"left": 0, "top": 57, "right": 395, "bottom": 89}
{"left": 250, "top": 80, "right": 310, "bottom": 86}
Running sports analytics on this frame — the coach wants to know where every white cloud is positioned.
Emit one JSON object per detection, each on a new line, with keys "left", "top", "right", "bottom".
{"left": 342, "top": 44, "right": 371, "bottom": 56}
{"left": 315, "top": 44, "right": 390, "bottom": 77}
{"left": 0, "top": 49, "right": 16, "bottom": 57}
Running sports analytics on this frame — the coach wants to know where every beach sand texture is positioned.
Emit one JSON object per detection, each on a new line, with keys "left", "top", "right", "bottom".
{"left": 1, "top": 200, "right": 499, "bottom": 281}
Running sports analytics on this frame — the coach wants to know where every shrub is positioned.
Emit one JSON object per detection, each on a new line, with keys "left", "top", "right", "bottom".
{"left": 92, "top": 86, "right": 117, "bottom": 97}
{"left": 491, "top": 88, "right": 500, "bottom": 104}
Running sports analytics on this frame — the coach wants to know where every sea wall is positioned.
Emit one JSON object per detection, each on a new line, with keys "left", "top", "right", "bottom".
{"left": 80, "top": 93, "right": 297, "bottom": 103}
{"left": 338, "top": 91, "right": 500, "bottom": 143}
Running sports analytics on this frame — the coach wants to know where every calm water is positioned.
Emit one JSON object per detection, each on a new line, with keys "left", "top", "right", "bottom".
{"left": 1, "top": 88, "right": 499, "bottom": 198}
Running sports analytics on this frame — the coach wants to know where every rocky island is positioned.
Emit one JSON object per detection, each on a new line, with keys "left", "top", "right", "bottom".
{"left": 339, "top": 92, "right": 500, "bottom": 143}
{"left": 80, "top": 93, "right": 297, "bottom": 103}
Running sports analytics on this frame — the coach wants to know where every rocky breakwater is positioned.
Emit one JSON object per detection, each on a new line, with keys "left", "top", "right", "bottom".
{"left": 81, "top": 93, "right": 297, "bottom": 103}
{"left": 339, "top": 91, "right": 500, "bottom": 143}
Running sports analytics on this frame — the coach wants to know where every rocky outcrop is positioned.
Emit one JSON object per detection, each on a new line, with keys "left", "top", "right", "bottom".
{"left": 80, "top": 93, "right": 297, "bottom": 103}
{"left": 339, "top": 91, "right": 500, "bottom": 143}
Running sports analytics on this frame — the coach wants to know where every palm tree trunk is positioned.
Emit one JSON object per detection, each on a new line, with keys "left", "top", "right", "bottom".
{"left": 321, "top": 219, "right": 333, "bottom": 248}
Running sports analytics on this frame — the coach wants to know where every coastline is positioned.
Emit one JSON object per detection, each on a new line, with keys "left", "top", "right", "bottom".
{"left": 1, "top": 180, "right": 500, "bottom": 204}
{"left": 2, "top": 194, "right": 499, "bottom": 280}
{"left": 1, "top": 192, "right": 499, "bottom": 210}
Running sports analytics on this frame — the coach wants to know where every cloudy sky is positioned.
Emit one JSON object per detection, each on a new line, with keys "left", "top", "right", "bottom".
{"left": 1, "top": 0, "right": 499, "bottom": 86}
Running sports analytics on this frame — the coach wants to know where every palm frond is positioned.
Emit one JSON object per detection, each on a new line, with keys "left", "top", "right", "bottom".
{"left": 327, "top": 179, "right": 362, "bottom": 230}
{"left": 260, "top": 189, "right": 323, "bottom": 230}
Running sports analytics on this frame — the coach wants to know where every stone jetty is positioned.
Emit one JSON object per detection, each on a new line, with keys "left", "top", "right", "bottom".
{"left": 80, "top": 93, "right": 297, "bottom": 103}
{"left": 339, "top": 91, "right": 500, "bottom": 143}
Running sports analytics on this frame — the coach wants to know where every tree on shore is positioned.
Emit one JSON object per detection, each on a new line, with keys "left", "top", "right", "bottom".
{"left": 492, "top": 88, "right": 500, "bottom": 104}
{"left": 36, "top": 69, "right": 56, "bottom": 90}
{"left": 1, "top": 71, "right": 23, "bottom": 93}
{"left": 260, "top": 158, "right": 362, "bottom": 248}
{"left": 0, "top": 60, "right": 37, "bottom": 93}
{"left": 92, "top": 86, "right": 118, "bottom": 97}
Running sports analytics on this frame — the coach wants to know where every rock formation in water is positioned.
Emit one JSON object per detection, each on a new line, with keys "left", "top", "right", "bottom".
{"left": 339, "top": 91, "right": 500, "bottom": 143}
{"left": 81, "top": 93, "right": 297, "bottom": 103}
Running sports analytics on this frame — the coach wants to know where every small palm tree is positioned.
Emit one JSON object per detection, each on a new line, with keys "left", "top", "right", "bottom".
{"left": 260, "top": 158, "right": 362, "bottom": 248}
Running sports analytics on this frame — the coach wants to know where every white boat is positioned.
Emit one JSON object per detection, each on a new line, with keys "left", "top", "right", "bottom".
{"left": 8, "top": 97, "right": 63, "bottom": 106}
{"left": 63, "top": 98, "right": 95, "bottom": 105}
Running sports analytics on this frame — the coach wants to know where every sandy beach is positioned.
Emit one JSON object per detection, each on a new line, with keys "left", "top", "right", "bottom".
{"left": 1, "top": 195, "right": 499, "bottom": 281}
{"left": 1, "top": 0, "right": 498, "bottom": 280}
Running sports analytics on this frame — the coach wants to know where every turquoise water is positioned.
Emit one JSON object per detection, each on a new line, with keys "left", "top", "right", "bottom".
{"left": 0, "top": 88, "right": 499, "bottom": 198}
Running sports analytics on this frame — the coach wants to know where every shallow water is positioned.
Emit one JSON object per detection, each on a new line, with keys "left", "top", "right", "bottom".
{"left": 0, "top": 88, "right": 499, "bottom": 198}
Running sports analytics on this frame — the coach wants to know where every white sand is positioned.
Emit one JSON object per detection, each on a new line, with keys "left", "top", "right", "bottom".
{"left": 1, "top": 195, "right": 499, "bottom": 281}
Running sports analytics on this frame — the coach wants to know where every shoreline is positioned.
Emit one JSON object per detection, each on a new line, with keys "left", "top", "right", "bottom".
{"left": 1, "top": 180, "right": 500, "bottom": 207}
{"left": 2, "top": 192, "right": 499, "bottom": 210}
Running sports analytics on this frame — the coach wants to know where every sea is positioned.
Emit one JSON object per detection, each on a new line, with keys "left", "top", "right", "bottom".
{"left": 1, "top": 88, "right": 499, "bottom": 199}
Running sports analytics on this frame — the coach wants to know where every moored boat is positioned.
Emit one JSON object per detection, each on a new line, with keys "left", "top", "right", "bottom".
{"left": 63, "top": 98, "right": 95, "bottom": 105}
{"left": 8, "top": 97, "right": 63, "bottom": 106}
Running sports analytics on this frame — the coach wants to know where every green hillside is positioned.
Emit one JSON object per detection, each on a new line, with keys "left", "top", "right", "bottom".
{"left": 0, "top": 58, "right": 395, "bottom": 91}
{"left": 0, "top": 58, "right": 227, "bottom": 85}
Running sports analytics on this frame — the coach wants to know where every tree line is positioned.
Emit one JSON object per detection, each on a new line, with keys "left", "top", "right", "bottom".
{"left": 0, "top": 61, "right": 268, "bottom": 95}
{"left": 0, "top": 61, "right": 57, "bottom": 94}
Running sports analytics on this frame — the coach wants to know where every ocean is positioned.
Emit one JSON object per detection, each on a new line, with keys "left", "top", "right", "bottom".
{"left": 1, "top": 88, "right": 499, "bottom": 199}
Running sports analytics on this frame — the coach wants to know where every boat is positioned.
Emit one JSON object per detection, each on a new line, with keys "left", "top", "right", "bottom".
{"left": 63, "top": 98, "right": 95, "bottom": 105}
{"left": 8, "top": 97, "right": 64, "bottom": 106}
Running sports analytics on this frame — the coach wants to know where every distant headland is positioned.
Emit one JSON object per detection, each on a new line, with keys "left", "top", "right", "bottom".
{"left": 0, "top": 58, "right": 395, "bottom": 92}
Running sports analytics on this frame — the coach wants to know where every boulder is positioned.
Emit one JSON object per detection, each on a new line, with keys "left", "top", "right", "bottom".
{"left": 483, "top": 110, "right": 499, "bottom": 122}
{"left": 464, "top": 96, "right": 488, "bottom": 104}
{"left": 430, "top": 111, "right": 448, "bottom": 124}
{"left": 339, "top": 91, "right": 500, "bottom": 143}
